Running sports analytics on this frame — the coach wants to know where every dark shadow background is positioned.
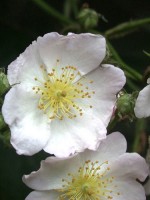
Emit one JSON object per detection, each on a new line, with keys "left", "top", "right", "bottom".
{"left": 0, "top": 0, "right": 150, "bottom": 199}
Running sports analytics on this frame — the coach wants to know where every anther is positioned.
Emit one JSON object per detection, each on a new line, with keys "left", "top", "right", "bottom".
{"left": 33, "top": 64, "right": 94, "bottom": 120}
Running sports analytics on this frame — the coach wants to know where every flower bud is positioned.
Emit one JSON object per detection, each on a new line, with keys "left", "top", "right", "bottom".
{"left": 77, "top": 8, "right": 99, "bottom": 29}
{"left": 0, "top": 71, "right": 10, "bottom": 95}
{"left": 116, "top": 92, "right": 137, "bottom": 121}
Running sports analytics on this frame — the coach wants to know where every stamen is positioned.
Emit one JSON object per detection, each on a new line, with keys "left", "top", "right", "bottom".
{"left": 58, "top": 160, "right": 120, "bottom": 200}
{"left": 32, "top": 63, "right": 95, "bottom": 120}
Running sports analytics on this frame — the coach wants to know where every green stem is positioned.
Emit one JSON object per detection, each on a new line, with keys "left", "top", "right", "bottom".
{"left": 143, "top": 50, "right": 150, "bottom": 57}
{"left": 105, "top": 18, "right": 150, "bottom": 39}
{"left": 31, "top": 0, "right": 73, "bottom": 25}
{"left": 107, "top": 115, "right": 119, "bottom": 132}
{"left": 90, "top": 29, "right": 142, "bottom": 81}
{"left": 107, "top": 41, "right": 142, "bottom": 81}
{"left": 63, "top": 0, "right": 78, "bottom": 18}
{"left": 132, "top": 119, "right": 146, "bottom": 152}
{"left": 126, "top": 78, "right": 139, "bottom": 91}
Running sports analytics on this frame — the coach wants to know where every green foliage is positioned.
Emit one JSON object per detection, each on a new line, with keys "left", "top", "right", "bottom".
{"left": 0, "top": 71, "right": 10, "bottom": 96}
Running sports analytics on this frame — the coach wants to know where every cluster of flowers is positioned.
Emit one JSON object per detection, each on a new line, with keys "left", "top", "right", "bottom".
{"left": 2, "top": 32, "right": 149, "bottom": 200}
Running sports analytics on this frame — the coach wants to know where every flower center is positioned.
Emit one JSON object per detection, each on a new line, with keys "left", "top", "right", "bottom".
{"left": 32, "top": 64, "right": 94, "bottom": 120}
{"left": 59, "top": 160, "right": 120, "bottom": 200}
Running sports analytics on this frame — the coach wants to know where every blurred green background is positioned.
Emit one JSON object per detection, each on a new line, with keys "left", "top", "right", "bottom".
{"left": 0, "top": 0, "right": 150, "bottom": 199}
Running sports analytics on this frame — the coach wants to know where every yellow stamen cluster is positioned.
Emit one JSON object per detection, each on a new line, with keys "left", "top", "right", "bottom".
{"left": 59, "top": 160, "right": 120, "bottom": 200}
{"left": 32, "top": 64, "right": 95, "bottom": 120}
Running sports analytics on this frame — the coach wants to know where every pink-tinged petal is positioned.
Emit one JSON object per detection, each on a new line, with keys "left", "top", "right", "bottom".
{"left": 7, "top": 33, "right": 61, "bottom": 88}
{"left": 23, "top": 155, "right": 82, "bottom": 190}
{"left": 23, "top": 132, "right": 147, "bottom": 200}
{"left": 23, "top": 133, "right": 126, "bottom": 191}
{"left": 82, "top": 132, "right": 127, "bottom": 163}
{"left": 7, "top": 33, "right": 105, "bottom": 87}
{"left": 134, "top": 84, "right": 150, "bottom": 118}
{"left": 2, "top": 84, "right": 51, "bottom": 155}
{"left": 86, "top": 64, "right": 126, "bottom": 126}
{"left": 147, "top": 78, "right": 150, "bottom": 84}
{"left": 107, "top": 153, "right": 149, "bottom": 182}
{"left": 25, "top": 191, "right": 59, "bottom": 200}
{"left": 7, "top": 40, "right": 43, "bottom": 86}
{"left": 108, "top": 178, "right": 146, "bottom": 200}
{"left": 38, "top": 33, "right": 106, "bottom": 75}
{"left": 44, "top": 112, "right": 106, "bottom": 157}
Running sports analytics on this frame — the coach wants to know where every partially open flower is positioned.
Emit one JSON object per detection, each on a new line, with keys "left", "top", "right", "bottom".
{"left": 134, "top": 78, "right": 150, "bottom": 118}
{"left": 2, "top": 32, "right": 125, "bottom": 157}
{"left": 23, "top": 132, "right": 148, "bottom": 200}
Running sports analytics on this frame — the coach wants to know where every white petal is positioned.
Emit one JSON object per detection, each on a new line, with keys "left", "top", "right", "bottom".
{"left": 44, "top": 112, "right": 106, "bottom": 157}
{"left": 2, "top": 84, "right": 51, "bottom": 155}
{"left": 7, "top": 32, "right": 106, "bottom": 89}
{"left": 7, "top": 39, "right": 44, "bottom": 86}
{"left": 82, "top": 132, "right": 127, "bottom": 163}
{"left": 107, "top": 153, "right": 148, "bottom": 182}
{"left": 147, "top": 78, "right": 150, "bottom": 84}
{"left": 38, "top": 33, "right": 106, "bottom": 75}
{"left": 86, "top": 64, "right": 126, "bottom": 126}
{"left": 23, "top": 132, "right": 126, "bottom": 191}
{"left": 23, "top": 155, "right": 82, "bottom": 190}
{"left": 134, "top": 84, "right": 150, "bottom": 118}
{"left": 107, "top": 178, "right": 146, "bottom": 200}
{"left": 25, "top": 191, "right": 59, "bottom": 200}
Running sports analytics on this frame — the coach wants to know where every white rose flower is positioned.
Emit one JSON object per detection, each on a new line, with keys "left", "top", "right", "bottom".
{"left": 134, "top": 78, "right": 150, "bottom": 118}
{"left": 2, "top": 32, "right": 125, "bottom": 157}
{"left": 23, "top": 132, "right": 148, "bottom": 200}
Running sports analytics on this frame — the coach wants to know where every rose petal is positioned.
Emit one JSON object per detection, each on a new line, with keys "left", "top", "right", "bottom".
{"left": 107, "top": 153, "right": 148, "bottom": 182}
{"left": 25, "top": 190, "right": 59, "bottom": 200}
{"left": 23, "top": 155, "right": 81, "bottom": 190}
{"left": 38, "top": 33, "right": 106, "bottom": 75}
{"left": 2, "top": 84, "right": 51, "bottom": 155}
{"left": 82, "top": 132, "right": 127, "bottom": 163}
{"left": 106, "top": 178, "right": 146, "bottom": 200}
{"left": 85, "top": 64, "right": 126, "bottom": 126}
{"left": 44, "top": 112, "right": 106, "bottom": 157}
{"left": 134, "top": 84, "right": 150, "bottom": 118}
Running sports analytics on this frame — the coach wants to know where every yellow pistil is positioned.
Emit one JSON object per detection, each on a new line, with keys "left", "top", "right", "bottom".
{"left": 59, "top": 160, "right": 121, "bottom": 200}
{"left": 32, "top": 64, "right": 95, "bottom": 120}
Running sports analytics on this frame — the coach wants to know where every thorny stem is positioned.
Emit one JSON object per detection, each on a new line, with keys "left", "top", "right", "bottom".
{"left": 107, "top": 41, "right": 142, "bottom": 81}
{"left": 105, "top": 18, "right": 150, "bottom": 39}
{"left": 132, "top": 119, "right": 146, "bottom": 152}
